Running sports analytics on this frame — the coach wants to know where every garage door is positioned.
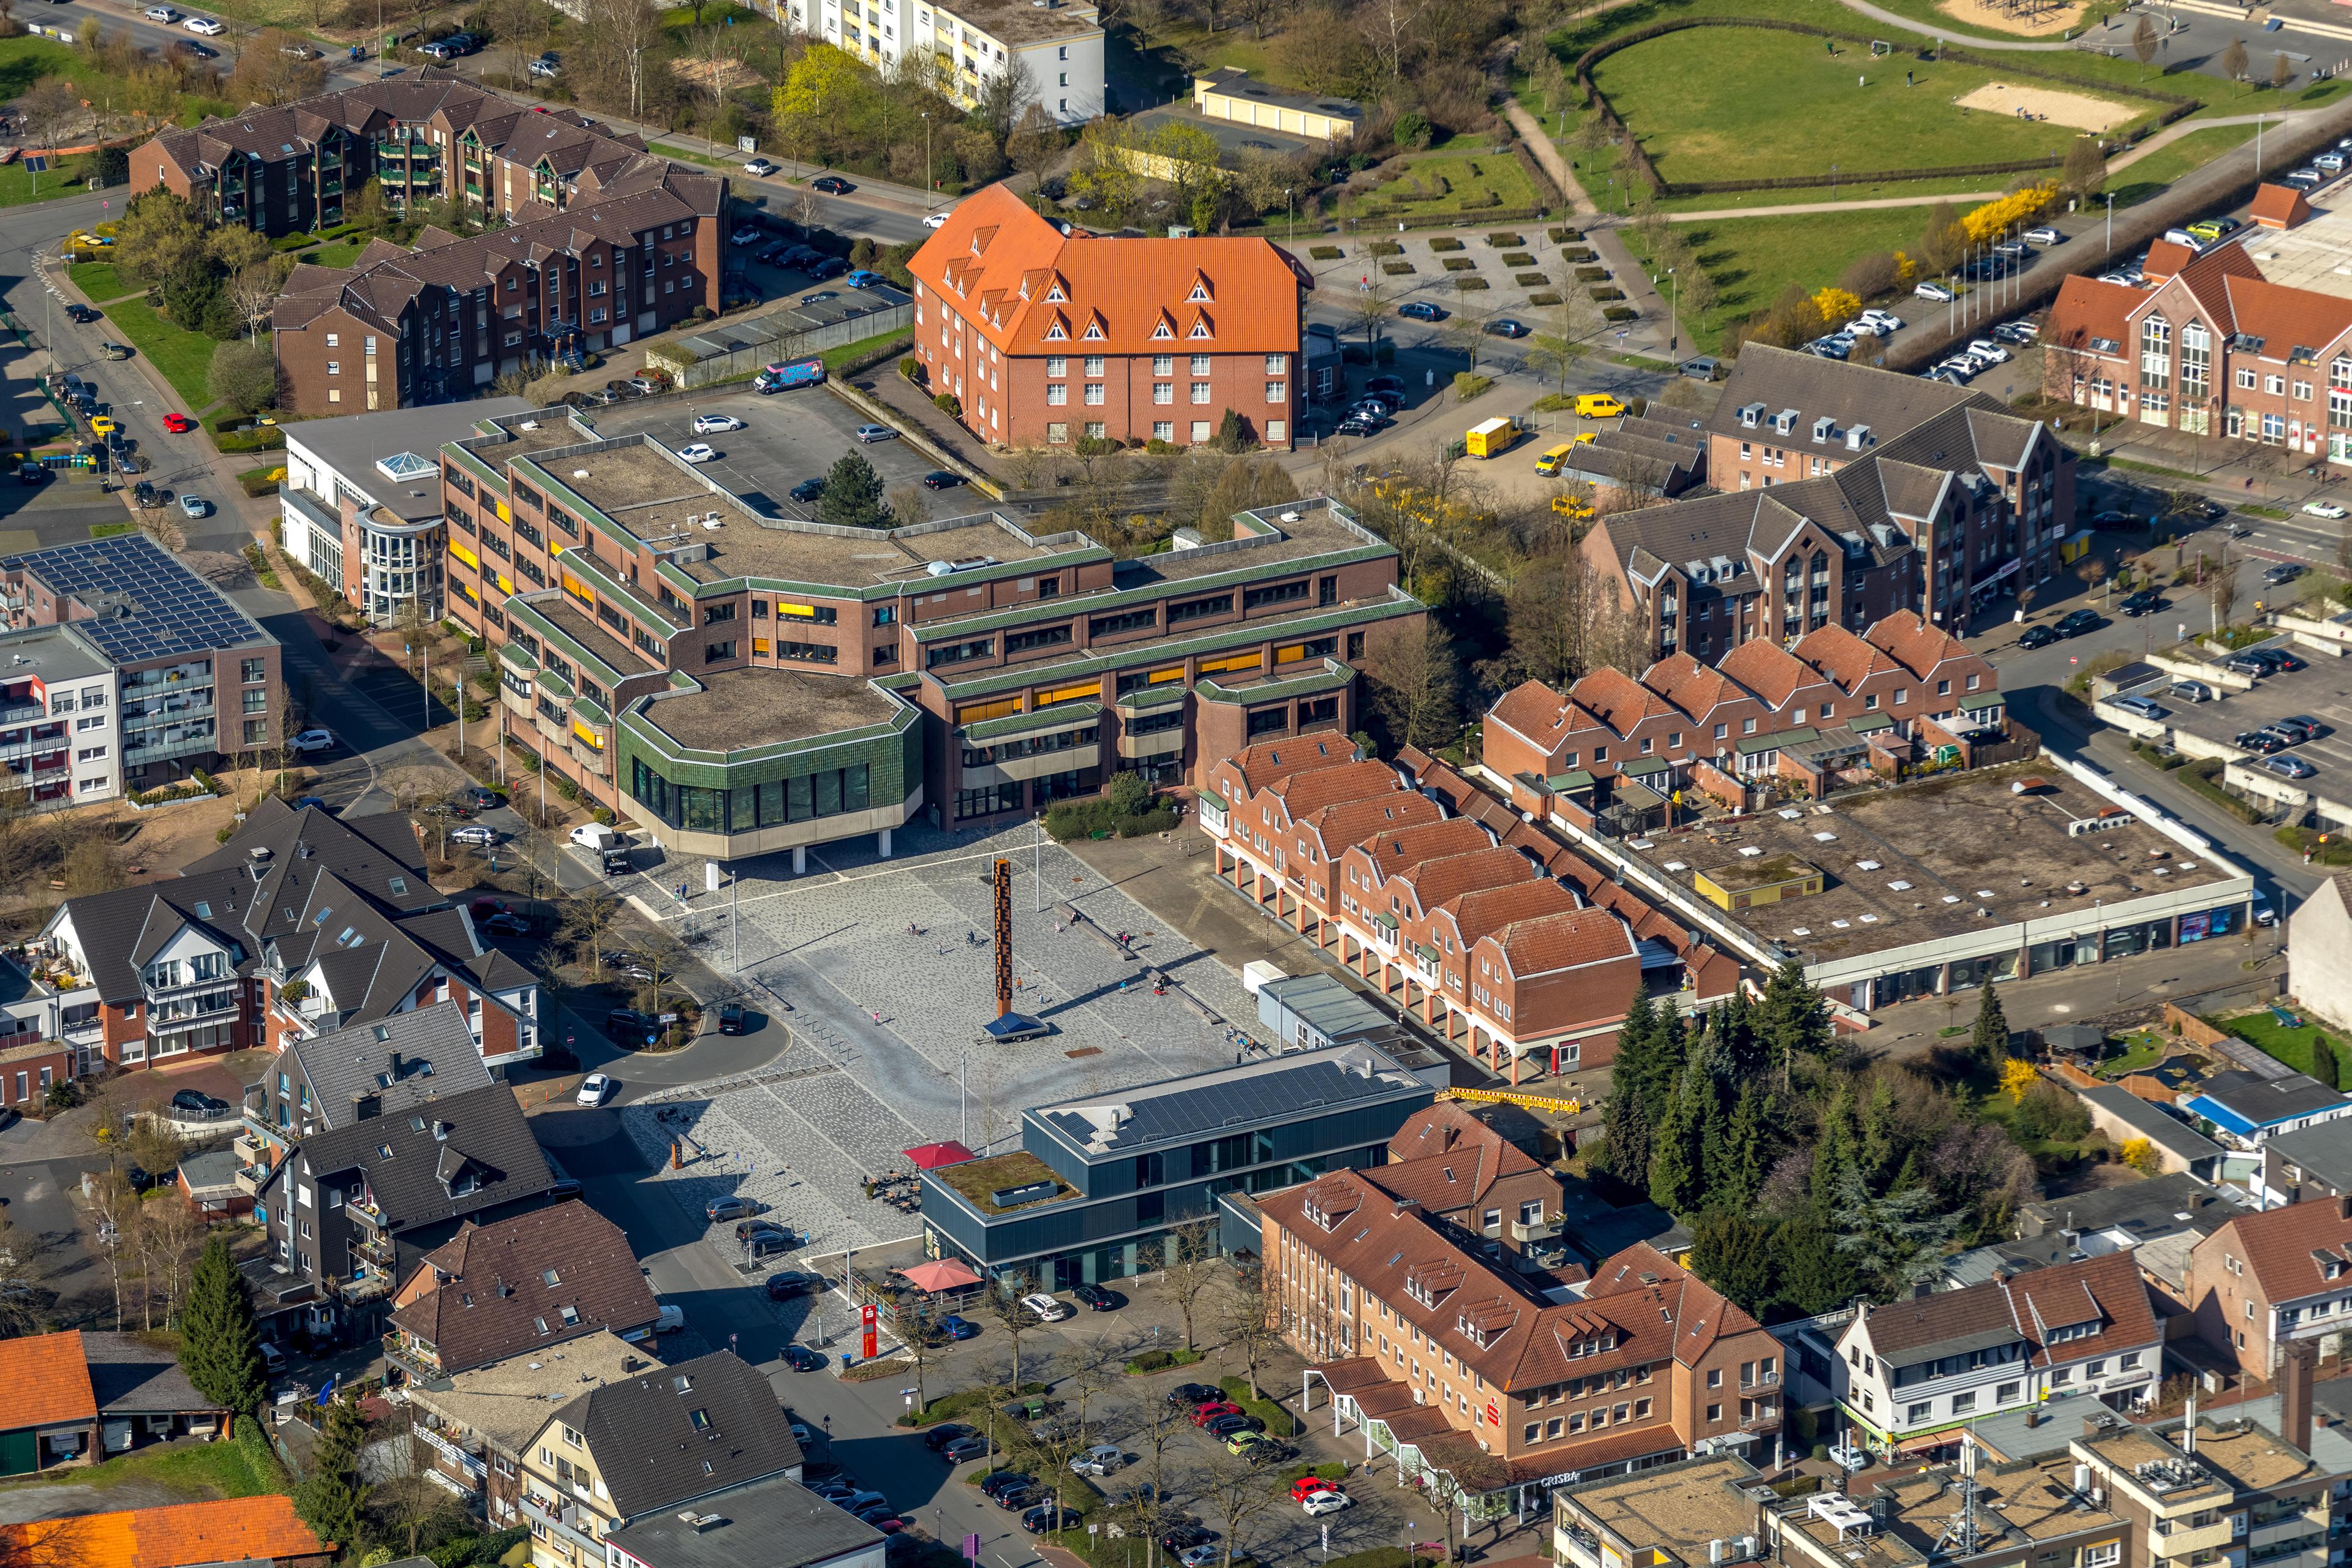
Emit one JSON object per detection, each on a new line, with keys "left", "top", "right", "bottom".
{"left": 0, "top": 1429, "right": 37, "bottom": 1476}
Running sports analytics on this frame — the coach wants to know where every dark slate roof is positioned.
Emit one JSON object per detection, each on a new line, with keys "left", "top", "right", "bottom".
{"left": 603, "top": 1475, "right": 880, "bottom": 1568}
{"left": 176, "top": 1147, "right": 239, "bottom": 1195}
{"left": 266, "top": 1081, "right": 553, "bottom": 1232}
{"left": 2264, "top": 1119, "right": 2352, "bottom": 1191}
{"left": 2075, "top": 1084, "right": 2228, "bottom": 1166}
{"left": 2193, "top": 1069, "right": 2352, "bottom": 1127}
{"left": 550, "top": 1351, "right": 804, "bottom": 1517}
{"left": 1706, "top": 342, "right": 1981, "bottom": 450}
{"left": 80, "top": 1332, "right": 226, "bottom": 1417}
{"left": 390, "top": 1200, "right": 657, "bottom": 1375}
{"left": 271, "top": 1004, "right": 492, "bottom": 1133}
{"left": 1031, "top": 1046, "right": 1431, "bottom": 1159}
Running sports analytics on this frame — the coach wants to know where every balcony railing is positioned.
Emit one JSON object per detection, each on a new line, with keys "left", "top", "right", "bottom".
{"left": 232, "top": 1163, "right": 269, "bottom": 1197}
{"left": 1511, "top": 1217, "right": 1562, "bottom": 1243}
{"left": 1741, "top": 1370, "right": 1782, "bottom": 1389}
{"left": 417, "top": 1423, "right": 485, "bottom": 1480}
{"left": 2251, "top": 1537, "right": 2326, "bottom": 1566}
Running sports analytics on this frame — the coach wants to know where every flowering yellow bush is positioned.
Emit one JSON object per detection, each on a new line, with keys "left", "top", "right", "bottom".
{"left": 1812, "top": 287, "right": 1861, "bottom": 326}
{"left": 1962, "top": 184, "right": 2059, "bottom": 244}
{"left": 1893, "top": 251, "right": 1919, "bottom": 286}
{"left": 2000, "top": 1057, "right": 2040, "bottom": 1103}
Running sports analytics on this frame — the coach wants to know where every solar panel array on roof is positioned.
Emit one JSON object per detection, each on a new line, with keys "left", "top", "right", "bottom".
{"left": 1, "top": 535, "right": 270, "bottom": 664}
{"left": 1035, "top": 1050, "right": 1423, "bottom": 1156}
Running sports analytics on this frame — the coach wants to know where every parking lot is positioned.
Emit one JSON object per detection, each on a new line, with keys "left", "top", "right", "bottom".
{"left": 2106, "top": 643, "right": 2352, "bottom": 788}
{"left": 587, "top": 383, "right": 938, "bottom": 519}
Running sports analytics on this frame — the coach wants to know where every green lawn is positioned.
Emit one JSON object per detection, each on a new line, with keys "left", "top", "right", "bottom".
{"left": 0, "top": 1431, "right": 273, "bottom": 1501}
{"left": 1591, "top": 28, "right": 2143, "bottom": 187}
{"left": 2104, "top": 123, "right": 2258, "bottom": 206}
{"left": 821, "top": 327, "right": 913, "bottom": 374}
{"left": 298, "top": 241, "right": 364, "bottom": 268}
{"left": 2099, "top": 1031, "right": 2169, "bottom": 1077}
{"left": 1630, "top": 205, "right": 1938, "bottom": 354}
{"left": 102, "top": 301, "right": 223, "bottom": 410}
{"left": 68, "top": 262, "right": 133, "bottom": 302}
{"left": 1330, "top": 134, "right": 1542, "bottom": 220}
{"left": 2216, "top": 1009, "right": 2340, "bottom": 1077}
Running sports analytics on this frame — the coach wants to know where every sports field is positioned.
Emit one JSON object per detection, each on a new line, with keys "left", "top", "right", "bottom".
{"left": 1590, "top": 29, "right": 2145, "bottom": 186}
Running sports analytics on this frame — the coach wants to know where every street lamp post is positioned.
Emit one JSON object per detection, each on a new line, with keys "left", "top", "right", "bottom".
{"left": 922, "top": 111, "right": 933, "bottom": 204}
{"left": 1667, "top": 266, "right": 1678, "bottom": 353}
{"left": 2106, "top": 190, "right": 2114, "bottom": 251}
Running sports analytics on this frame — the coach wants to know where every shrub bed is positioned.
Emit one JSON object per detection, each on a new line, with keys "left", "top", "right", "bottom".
{"left": 213, "top": 425, "right": 285, "bottom": 454}
{"left": 1454, "top": 372, "right": 1493, "bottom": 399}
{"left": 1484, "top": 232, "right": 1525, "bottom": 246}
{"left": 1514, "top": 272, "right": 1548, "bottom": 287}
{"left": 1382, "top": 262, "right": 1415, "bottom": 275}
{"left": 1564, "top": 247, "right": 1598, "bottom": 263}
{"left": 1309, "top": 245, "right": 1344, "bottom": 259}
{"left": 1575, "top": 265, "right": 1609, "bottom": 281}
{"left": 905, "top": 1380, "right": 1050, "bottom": 1425}
{"left": 1604, "top": 306, "right": 1637, "bottom": 320}
{"left": 1455, "top": 277, "right": 1490, "bottom": 290}
{"left": 1502, "top": 252, "right": 1534, "bottom": 267}
{"left": 1044, "top": 796, "right": 1178, "bottom": 840}
{"left": 1590, "top": 287, "right": 1626, "bottom": 301}
{"left": 1548, "top": 227, "right": 1585, "bottom": 243}
{"left": 236, "top": 465, "right": 283, "bottom": 497}
{"left": 1124, "top": 1348, "right": 1204, "bottom": 1374}
{"left": 1368, "top": 240, "right": 1403, "bottom": 256}
{"left": 1529, "top": 291, "right": 1563, "bottom": 306}
{"left": 1219, "top": 1376, "right": 1301, "bottom": 1438}
{"left": 1427, "top": 236, "right": 1464, "bottom": 252}
{"left": 1442, "top": 257, "right": 1477, "bottom": 271}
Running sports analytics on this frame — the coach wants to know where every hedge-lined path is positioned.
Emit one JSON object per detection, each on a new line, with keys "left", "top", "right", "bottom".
{"left": 1502, "top": 98, "right": 1687, "bottom": 356}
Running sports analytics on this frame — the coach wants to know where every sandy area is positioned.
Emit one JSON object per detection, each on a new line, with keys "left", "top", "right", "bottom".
{"left": 673, "top": 56, "right": 765, "bottom": 91}
{"left": 1956, "top": 80, "right": 2136, "bottom": 130}
{"left": 1936, "top": 0, "right": 2097, "bottom": 35}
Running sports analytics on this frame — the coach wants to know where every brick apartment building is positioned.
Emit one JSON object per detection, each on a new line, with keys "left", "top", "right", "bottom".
{"left": 130, "top": 75, "right": 726, "bottom": 415}
{"left": 1480, "top": 612, "right": 2003, "bottom": 816}
{"left": 1200, "top": 742, "right": 1737, "bottom": 1080}
{"left": 1589, "top": 346, "right": 2073, "bottom": 660}
{"left": 1269, "top": 1167, "right": 1786, "bottom": 1492}
{"left": 905, "top": 181, "right": 1311, "bottom": 450}
{"left": 1366, "top": 1101, "right": 1566, "bottom": 1269}
{"left": 34, "top": 803, "right": 542, "bottom": 1076}
{"left": 2187, "top": 1193, "right": 2352, "bottom": 1381}
{"left": 386, "top": 1200, "right": 658, "bottom": 1383}
{"left": 0, "top": 535, "right": 282, "bottom": 796}
{"left": 438, "top": 407, "right": 1423, "bottom": 858}
{"left": 2045, "top": 189, "right": 2352, "bottom": 463}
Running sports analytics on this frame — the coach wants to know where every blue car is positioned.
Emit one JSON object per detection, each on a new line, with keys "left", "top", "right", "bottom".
{"left": 939, "top": 1314, "right": 981, "bottom": 1341}
{"left": 845, "top": 269, "right": 884, "bottom": 289}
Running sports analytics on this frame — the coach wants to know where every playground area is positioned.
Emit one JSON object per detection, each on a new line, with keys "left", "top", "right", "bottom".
{"left": 1938, "top": 0, "right": 2098, "bottom": 36}
{"left": 1956, "top": 79, "right": 2141, "bottom": 129}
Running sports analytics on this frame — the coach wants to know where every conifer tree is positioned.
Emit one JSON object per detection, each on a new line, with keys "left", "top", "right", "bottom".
{"left": 179, "top": 1234, "right": 267, "bottom": 1416}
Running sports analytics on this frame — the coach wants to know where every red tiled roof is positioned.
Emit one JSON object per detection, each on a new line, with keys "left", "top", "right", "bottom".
{"left": 1717, "top": 639, "right": 1812, "bottom": 707}
{"left": 1268, "top": 758, "right": 1401, "bottom": 822}
{"left": 1642, "top": 654, "right": 1742, "bottom": 723}
{"left": 1359, "top": 820, "right": 1494, "bottom": 882}
{"left": 1567, "top": 667, "right": 1673, "bottom": 737}
{"left": 2047, "top": 275, "right": 2141, "bottom": 354}
{"left": 2142, "top": 239, "right": 2197, "bottom": 284}
{"left": 2198, "top": 1193, "right": 2352, "bottom": 1305}
{"left": 2251, "top": 184, "right": 2313, "bottom": 229}
{"left": 1441, "top": 880, "right": 1580, "bottom": 948}
{"left": 1391, "top": 846, "right": 1538, "bottom": 916}
{"left": 0, "top": 1329, "right": 97, "bottom": 1428}
{"left": 1864, "top": 610, "right": 1972, "bottom": 679}
{"left": 0, "top": 1496, "right": 326, "bottom": 1568}
{"left": 1215, "top": 734, "right": 1358, "bottom": 799}
{"left": 1793, "top": 624, "right": 1898, "bottom": 692}
{"left": 908, "top": 182, "right": 1305, "bottom": 358}
{"left": 1487, "top": 680, "right": 1578, "bottom": 752}
{"left": 1491, "top": 907, "right": 1639, "bottom": 981}
{"left": 1297, "top": 792, "right": 1443, "bottom": 859}
{"left": 2219, "top": 273, "right": 2352, "bottom": 360}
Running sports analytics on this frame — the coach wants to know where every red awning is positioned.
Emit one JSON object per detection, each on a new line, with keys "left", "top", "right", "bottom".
{"left": 905, "top": 1141, "right": 976, "bottom": 1170}
{"left": 897, "top": 1259, "right": 984, "bottom": 1294}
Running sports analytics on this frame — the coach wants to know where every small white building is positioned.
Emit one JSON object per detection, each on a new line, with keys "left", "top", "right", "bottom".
{"left": 790, "top": 0, "right": 1104, "bottom": 125}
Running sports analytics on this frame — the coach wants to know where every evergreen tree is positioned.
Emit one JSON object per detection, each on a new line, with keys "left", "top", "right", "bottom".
{"left": 1773, "top": 1217, "right": 1856, "bottom": 1316}
{"left": 1972, "top": 978, "right": 2011, "bottom": 1066}
{"left": 1652, "top": 1011, "right": 1689, "bottom": 1119}
{"left": 1758, "top": 960, "right": 1830, "bottom": 1077}
{"left": 1649, "top": 1063, "right": 1706, "bottom": 1216}
{"left": 1719, "top": 1087, "right": 1771, "bottom": 1210}
{"left": 1603, "top": 991, "right": 1661, "bottom": 1186}
{"left": 1809, "top": 1082, "right": 1858, "bottom": 1218}
{"left": 1856, "top": 1072, "right": 1899, "bottom": 1190}
{"left": 816, "top": 451, "right": 891, "bottom": 530}
{"left": 294, "top": 1389, "right": 366, "bottom": 1553}
{"left": 1602, "top": 1077, "right": 1654, "bottom": 1191}
{"left": 179, "top": 1234, "right": 267, "bottom": 1416}
{"left": 1832, "top": 1167, "right": 1962, "bottom": 1300}
{"left": 2318, "top": 1035, "right": 2342, "bottom": 1093}
{"left": 1689, "top": 1210, "right": 1776, "bottom": 1319}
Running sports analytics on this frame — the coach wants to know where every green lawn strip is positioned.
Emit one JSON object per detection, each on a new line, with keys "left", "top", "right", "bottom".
{"left": 1592, "top": 28, "right": 2137, "bottom": 189}
{"left": 1331, "top": 132, "right": 1540, "bottom": 221}
{"left": 1150, "top": 20, "right": 1279, "bottom": 85}
{"left": 820, "top": 328, "right": 914, "bottom": 374}
{"left": 2101, "top": 454, "right": 2208, "bottom": 483}
{"left": 1219, "top": 1375, "right": 1302, "bottom": 1438}
{"left": 89, "top": 521, "right": 135, "bottom": 538}
{"left": 903, "top": 1379, "right": 1047, "bottom": 1427}
{"left": 67, "top": 262, "right": 137, "bottom": 303}
{"left": 0, "top": 38, "right": 236, "bottom": 137}
{"left": 2214, "top": 1009, "right": 2335, "bottom": 1075}
{"left": 649, "top": 141, "right": 736, "bottom": 172}
{"left": 2103, "top": 123, "right": 2259, "bottom": 206}
{"left": 301, "top": 241, "right": 364, "bottom": 268}
{"left": 0, "top": 1427, "right": 274, "bottom": 1499}
{"left": 2098, "top": 1033, "right": 2168, "bottom": 1077}
{"left": 1626, "top": 206, "right": 1934, "bottom": 356}
{"left": 101, "top": 300, "right": 222, "bottom": 409}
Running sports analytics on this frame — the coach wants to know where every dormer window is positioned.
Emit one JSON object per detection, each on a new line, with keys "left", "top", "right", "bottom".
{"left": 1046, "top": 318, "right": 1068, "bottom": 341}
{"left": 1083, "top": 318, "right": 1106, "bottom": 340}
{"left": 1188, "top": 275, "right": 1213, "bottom": 302}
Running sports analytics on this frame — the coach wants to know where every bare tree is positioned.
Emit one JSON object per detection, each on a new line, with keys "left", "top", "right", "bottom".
{"left": 2211, "top": 557, "right": 2240, "bottom": 628}
{"left": 1346, "top": 243, "right": 1391, "bottom": 347}
{"left": 1204, "top": 1452, "right": 1284, "bottom": 1568}
{"left": 1160, "top": 1218, "right": 1225, "bottom": 1353}
{"left": 1360, "top": 619, "right": 1462, "bottom": 751}
{"left": 1111, "top": 1396, "right": 1196, "bottom": 1565}
{"left": 981, "top": 1268, "right": 1042, "bottom": 1388}
{"left": 1219, "top": 1259, "right": 1279, "bottom": 1401}
{"left": 559, "top": 889, "right": 624, "bottom": 979}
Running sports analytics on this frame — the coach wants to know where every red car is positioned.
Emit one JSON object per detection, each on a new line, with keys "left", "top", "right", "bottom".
{"left": 162, "top": 412, "right": 195, "bottom": 433}
{"left": 1291, "top": 1477, "right": 1341, "bottom": 1502}
{"left": 1191, "top": 1402, "right": 1242, "bottom": 1427}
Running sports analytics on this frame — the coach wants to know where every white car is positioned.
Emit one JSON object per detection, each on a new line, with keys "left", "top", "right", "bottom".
{"left": 1021, "top": 1292, "right": 1073, "bottom": 1322}
{"left": 576, "top": 1073, "right": 612, "bottom": 1106}
{"left": 693, "top": 413, "right": 744, "bottom": 434}
{"left": 1858, "top": 309, "right": 1902, "bottom": 333}
{"left": 922, "top": 211, "right": 951, "bottom": 228}
{"left": 1915, "top": 281, "right": 1954, "bottom": 303}
{"left": 288, "top": 727, "right": 335, "bottom": 755}
{"left": 2023, "top": 226, "right": 2064, "bottom": 246}
{"left": 181, "top": 14, "right": 222, "bottom": 31}
{"left": 654, "top": 1303, "right": 685, "bottom": 1333}
{"left": 677, "top": 443, "right": 718, "bottom": 464}
{"left": 1303, "top": 1491, "right": 1352, "bottom": 1516}
{"left": 1934, "top": 358, "right": 1978, "bottom": 381}
{"left": 743, "top": 157, "right": 778, "bottom": 176}
{"left": 1964, "top": 339, "right": 2010, "bottom": 364}
{"left": 2305, "top": 499, "right": 2349, "bottom": 519}
{"left": 729, "top": 226, "right": 763, "bottom": 245}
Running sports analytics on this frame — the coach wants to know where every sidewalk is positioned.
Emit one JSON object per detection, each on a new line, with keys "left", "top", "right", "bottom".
{"left": 1501, "top": 100, "right": 1686, "bottom": 360}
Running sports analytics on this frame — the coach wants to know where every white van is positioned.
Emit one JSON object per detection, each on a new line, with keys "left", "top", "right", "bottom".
{"left": 569, "top": 823, "right": 620, "bottom": 851}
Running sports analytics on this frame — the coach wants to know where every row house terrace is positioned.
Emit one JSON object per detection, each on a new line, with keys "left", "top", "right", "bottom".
{"left": 1482, "top": 612, "right": 2003, "bottom": 822}
{"left": 1588, "top": 375, "right": 2066, "bottom": 666}
{"left": 132, "top": 72, "right": 701, "bottom": 236}
{"left": 1269, "top": 1169, "right": 1785, "bottom": 1501}
{"left": 441, "top": 409, "right": 1424, "bottom": 858}
{"left": 2044, "top": 190, "right": 2352, "bottom": 464}
{"left": 32, "top": 801, "right": 540, "bottom": 1082}
{"left": 1202, "top": 741, "right": 1734, "bottom": 1082}
{"left": 907, "top": 182, "right": 1310, "bottom": 450}
{"left": 273, "top": 170, "right": 723, "bottom": 415}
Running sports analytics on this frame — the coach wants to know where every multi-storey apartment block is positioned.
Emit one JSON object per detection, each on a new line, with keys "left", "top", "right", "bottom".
{"left": 1201, "top": 742, "right": 1740, "bottom": 1079}
{"left": 908, "top": 183, "right": 1310, "bottom": 450}
{"left": 0, "top": 535, "right": 280, "bottom": 795}
{"left": 1272, "top": 1169, "right": 1785, "bottom": 1494}
{"left": 1592, "top": 347, "right": 2073, "bottom": 659}
{"left": 440, "top": 408, "right": 1423, "bottom": 857}
{"left": 1833, "top": 1253, "right": 2161, "bottom": 1460}
{"left": 789, "top": 0, "right": 1104, "bottom": 124}
{"left": 36, "top": 807, "right": 543, "bottom": 1077}
{"left": 2045, "top": 189, "right": 2352, "bottom": 463}
{"left": 2188, "top": 1194, "right": 2352, "bottom": 1381}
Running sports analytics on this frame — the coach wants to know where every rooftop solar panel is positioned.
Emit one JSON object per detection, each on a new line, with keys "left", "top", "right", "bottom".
{"left": 1, "top": 535, "right": 272, "bottom": 665}
{"left": 1035, "top": 1050, "right": 1423, "bottom": 1156}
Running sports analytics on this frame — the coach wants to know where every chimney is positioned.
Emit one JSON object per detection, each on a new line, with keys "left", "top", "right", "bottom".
{"left": 2283, "top": 1340, "right": 2316, "bottom": 1453}
{"left": 389, "top": 1050, "right": 403, "bottom": 1079}
{"left": 352, "top": 1090, "right": 382, "bottom": 1121}
{"left": 2023, "top": 1408, "right": 2040, "bottom": 1428}
{"left": 2337, "top": 1194, "right": 2352, "bottom": 1222}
